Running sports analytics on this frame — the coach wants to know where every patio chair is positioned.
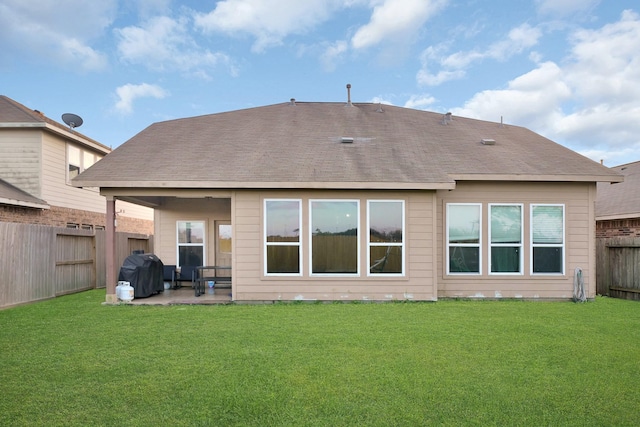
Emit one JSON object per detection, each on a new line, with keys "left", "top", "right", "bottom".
{"left": 163, "top": 265, "right": 177, "bottom": 289}
{"left": 175, "top": 265, "right": 198, "bottom": 289}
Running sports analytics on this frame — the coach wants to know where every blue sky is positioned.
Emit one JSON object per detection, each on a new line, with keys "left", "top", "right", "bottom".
{"left": 2, "top": 0, "right": 639, "bottom": 167}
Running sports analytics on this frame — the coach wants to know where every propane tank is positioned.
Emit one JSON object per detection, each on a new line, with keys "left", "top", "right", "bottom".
{"left": 116, "top": 281, "right": 125, "bottom": 300}
{"left": 118, "top": 281, "right": 134, "bottom": 302}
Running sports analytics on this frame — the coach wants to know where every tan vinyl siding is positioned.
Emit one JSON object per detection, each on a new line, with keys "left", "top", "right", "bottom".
{"left": 234, "top": 192, "right": 261, "bottom": 282}
{"left": 41, "top": 133, "right": 105, "bottom": 212}
{"left": 37, "top": 133, "right": 153, "bottom": 223}
{"left": 234, "top": 190, "right": 436, "bottom": 302}
{"left": 436, "top": 181, "right": 595, "bottom": 299}
{"left": 0, "top": 129, "right": 42, "bottom": 196}
{"left": 154, "top": 197, "right": 231, "bottom": 265}
{"left": 115, "top": 200, "right": 154, "bottom": 221}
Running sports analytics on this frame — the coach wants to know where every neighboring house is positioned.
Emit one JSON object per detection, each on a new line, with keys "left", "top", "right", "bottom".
{"left": 596, "top": 160, "right": 640, "bottom": 237}
{"left": 73, "top": 97, "right": 623, "bottom": 303}
{"left": 0, "top": 95, "right": 153, "bottom": 234}
{"left": 595, "top": 160, "right": 640, "bottom": 300}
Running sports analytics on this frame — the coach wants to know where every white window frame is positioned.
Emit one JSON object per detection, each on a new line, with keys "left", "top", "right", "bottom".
{"left": 530, "top": 204, "right": 565, "bottom": 275}
{"left": 176, "top": 220, "right": 206, "bottom": 268}
{"left": 488, "top": 203, "right": 524, "bottom": 275}
{"left": 367, "top": 200, "right": 405, "bottom": 276}
{"left": 67, "top": 144, "right": 81, "bottom": 183}
{"left": 264, "top": 199, "right": 303, "bottom": 277}
{"left": 309, "top": 199, "right": 360, "bottom": 277}
{"left": 446, "top": 203, "right": 482, "bottom": 275}
{"left": 66, "top": 143, "right": 102, "bottom": 185}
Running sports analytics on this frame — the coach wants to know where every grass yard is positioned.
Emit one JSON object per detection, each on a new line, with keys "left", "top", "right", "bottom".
{"left": 1, "top": 291, "right": 639, "bottom": 426}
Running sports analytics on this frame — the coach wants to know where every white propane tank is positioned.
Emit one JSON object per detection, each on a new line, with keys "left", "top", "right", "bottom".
{"left": 116, "top": 281, "right": 126, "bottom": 300}
{"left": 118, "top": 281, "right": 134, "bottom": 302}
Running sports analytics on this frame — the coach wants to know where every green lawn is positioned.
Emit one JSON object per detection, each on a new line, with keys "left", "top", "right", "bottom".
{"left": 1, "top": 291, "right": 639, "bottom": 426}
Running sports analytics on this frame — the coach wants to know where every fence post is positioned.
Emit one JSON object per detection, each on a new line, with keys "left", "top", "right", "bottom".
{"left": 105, "top": 198, "right": 117, "bottom": 303}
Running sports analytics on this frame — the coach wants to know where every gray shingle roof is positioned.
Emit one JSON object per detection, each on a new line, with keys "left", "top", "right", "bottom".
{"left": 73, "top": 101, "right": 622, "bottom": 189}
{"left": 0, "top": 95, "right": 109, "bottom": 152}
{"left": 596, "top": 161, "right": 640, "bottom": 219}
{"left": 0, "top": 178, "right": 49, "bottom": 209}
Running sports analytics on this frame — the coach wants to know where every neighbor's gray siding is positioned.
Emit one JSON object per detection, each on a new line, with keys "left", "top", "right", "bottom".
{"left": 0, "top": 129, "right": 42, "bottom": 197}
{"left": 41, "top": 132, "right": 105, "bottom": 213}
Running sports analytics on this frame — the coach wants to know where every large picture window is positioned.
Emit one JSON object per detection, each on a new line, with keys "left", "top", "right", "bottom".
{"left": 265, "top": 199, "right": 302, "bottom": 275}
{"left": 447, "top": 203, "right": 481, "bottom": 274}
{"left": 489, "top": 204, "right": 523, "bottom": 274}
{"left": 368, "top": 200, "right": 404, "bottom": 275}
{"left": 531, "top": 204, "right": 564, "bottom": 274}
{"left": 310, "top": 200, "right": 359, "bottom": 275}
{"left": 177, "top": 221, "right": 205, "bottom": 267}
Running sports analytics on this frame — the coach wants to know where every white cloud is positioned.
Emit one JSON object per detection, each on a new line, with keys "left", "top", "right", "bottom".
{"left": 453, "top": 61, "right": 571, "bottom": 130}
{"left": 417, "top": 68, "right": 465, "bottom": 86}
{"left": 404, "top": 94, "right": 437, "bottom": 110}
{"left": 60, "top": 39, "right": 108, "bottom": 71}
{"left": 417, "top": 45, "right": 464, "bottom": 85}
{"left": 418, "top": 23, "right": 542, "bottom": 86}
{"left": 351, "top": 0, "right": 447, "bottom": 50}
{"left": 535, "top": 0, "right": 600, "bottom": 17}
{"left": 489, "top": 24, "right": 543, "bottom": 60}
{"left": 320, "top": 40, "right": 349, "bottom": 72}
{"left": 370, "top": 96, "right": 395, "bottom": 105}
{"left": 194, "top": 0, "right": 445, "bottom": 59}
{"left": 0, "top": 0, "right": 114, "bottom": 71}
{"left": 452, "top": 10, "right": 640, "bottom": 166}
{"left": 114, "top": 83, "right": 168, "bottom": 114}
{"left": 115, "top": 16, "right": 234, "bottom": 78}
{"left": 194, "top": 0, "right": 347, "bottom": 52}
{"left": 564, "top": 10, "right": 640, "bottom": 105}
{"left": 554, "top": 10, "right": 640, "bottom": 149}
{"left": 134, "top": 0, "right": 172, "bottom": 18}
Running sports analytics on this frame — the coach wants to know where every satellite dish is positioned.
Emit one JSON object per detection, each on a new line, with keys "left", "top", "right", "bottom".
{"left": 61, "top": 113, "right": 83, "bottom": 129}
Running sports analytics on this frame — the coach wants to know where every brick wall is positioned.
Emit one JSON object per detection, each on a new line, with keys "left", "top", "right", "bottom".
{"left": 596, "top": 218, "right": 640, "bottom": 238}
{"left": 0, "top": 205, "right": 153, "bottom": 235}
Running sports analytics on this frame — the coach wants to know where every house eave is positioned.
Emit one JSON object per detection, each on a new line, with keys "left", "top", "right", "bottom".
{"left": 449, "top": 173, "right": 624, "bottom": 183}
{"left": 0, "top": 197, "right": 50, "bottom": 210}
{"left": 0, "top": 122, "right": 111, "bottom": 154}
{"left": 43, "top": 123, "right": 111, "bottom": 154}
{"left": 596, "top": 213, "right": 640, "bottom": 221}
{"left": 0, "top": 122, "right": 47, "bottom": 128}
{"left": 75, "top": 180, "right": 457, "bottom": 191}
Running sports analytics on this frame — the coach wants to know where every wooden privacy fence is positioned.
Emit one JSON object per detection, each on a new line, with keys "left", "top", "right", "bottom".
{"left": 596, "top": 236, "right": 640, "bottom": 301}
{"left": 0, "top": 222, "right": 153, "bottom": 308}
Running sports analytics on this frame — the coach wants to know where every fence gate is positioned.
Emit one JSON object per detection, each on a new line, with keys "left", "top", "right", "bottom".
{"left": 55, "top": 232, "right": 95, "bottom": 295}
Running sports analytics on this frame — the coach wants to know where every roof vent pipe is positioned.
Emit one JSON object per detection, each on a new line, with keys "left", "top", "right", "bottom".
{"left": 290, "top": 98, "right": 296, "bottom": 106}
{"left": 441, "top": 112, "right": 452, "bottom": 125}
{"left": 346, "top": 83, "right": 352, "bottom": 106}
{"left": 376, "top": 102, "right": 384, "bottom": 113}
